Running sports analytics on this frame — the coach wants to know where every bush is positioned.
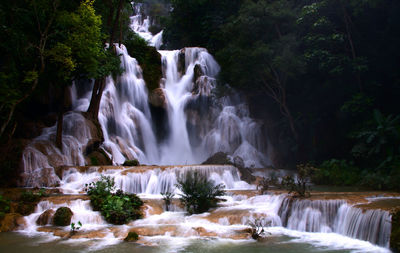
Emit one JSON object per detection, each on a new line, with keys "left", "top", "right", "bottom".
{"left": 20, "top": 191, "right": 41, "bottom": 203}
{"left": 176, "top": 171, "right": 225, "bottom": 214}
{"left": 0, "top": 195, "right": 10, "bottom": 219}
{"left": 53, "top": 207, "right": 73, "bottom": 226}
{"left": 282, "top": 164, "right": 313, "bottom": 198}
{"left": 85, "top": 176, "right": 143, "bottom": 224}
{"left": 123, "top": 159, "right": 140, "bottom": 166}
{"left": 312, "top": 159, "right": 361, "bottom": 186}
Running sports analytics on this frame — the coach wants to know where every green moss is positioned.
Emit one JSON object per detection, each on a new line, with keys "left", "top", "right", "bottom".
{"left": 53, "top": 207, "right": 73, "bottom": 226}
{"left": 391, "top": 208, "right": 400, "bottom": 252}
{"left": 124, "top": 231, "right": 139, "bottom": 242}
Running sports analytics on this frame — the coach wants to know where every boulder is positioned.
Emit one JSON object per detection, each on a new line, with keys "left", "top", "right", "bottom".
{"left": 36, "top": 209, "right": 55, "bottom": 226}
{"left": 149, "top": 88, "right": 167, "bottom": 109}
{"left": 178, "top": 48, "right": 186, "bottom": 75}
{"left": 202, "top": 153, "right": 255, "bottom": 184}
{"left": 123, "top": 159, "right": 140, "bottom": 166}
{"left": 193, "top": 64, "right": 204, "bottom": 83}
{"left": 53, "top": 207, "right": 73, "bottom": 226}
{"left": 202, "top": 152, "right": 231, "bottom": 165}
{"left": 124, "top": 231, "right": 139, "bottom": 242}
{"left": 0, "top": 213, "right": 25, "bottom": 232}
{"left": 86, "top": 150, "right": 112, "bottom": 166}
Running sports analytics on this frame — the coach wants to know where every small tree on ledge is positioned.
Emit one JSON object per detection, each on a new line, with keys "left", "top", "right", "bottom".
{"left": 176, "top": 171, "right": 225, "bottom": 214}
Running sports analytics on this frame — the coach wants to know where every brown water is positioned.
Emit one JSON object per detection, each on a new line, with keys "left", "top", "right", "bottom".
{"left": 0, "top": 232, "right": 353, "bottom": 253}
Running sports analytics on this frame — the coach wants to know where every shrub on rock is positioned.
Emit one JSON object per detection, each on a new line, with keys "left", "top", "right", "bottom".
{"left": 176, "top": 171, "right": 225, "bottom": 214}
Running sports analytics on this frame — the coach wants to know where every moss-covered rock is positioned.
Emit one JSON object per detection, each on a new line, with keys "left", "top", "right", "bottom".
{"left": 124, "top": 31, "right": 162, "bottom": 92}
{"left": 124, "top": 231, "right": 139, "bottom": 242}
{"left": 53, "top": 207, "right": 73, "bottom": 226}
{"left": 391, "top": 208, "right": 400, "bottom": 252}
{"left": 123, "top": 159, "right": 140, "bottom": 166}
{"left": 202, "top": 152, "right": 231, "bottom": 165}
{"left": 0, "top": 213, "right": 25, "bottom": 232}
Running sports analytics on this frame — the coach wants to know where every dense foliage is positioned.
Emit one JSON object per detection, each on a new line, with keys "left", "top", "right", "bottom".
{"left": 176, "top": 171, "right": 225, "bottom": 214}
{"left": 0, "top": 195, "right": 10, "bottom": 219}
{"left": 85, "top": 175, "right": 143, "bottom": 224}
{"left": 163, "top": 0, "right": 400, "bottom": 190}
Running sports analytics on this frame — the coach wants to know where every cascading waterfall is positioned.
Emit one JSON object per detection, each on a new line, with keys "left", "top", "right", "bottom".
{"left": 278, "top": 198, "right": 392, "bottom": 247}
{"left": 15, "top": 2, "right": 396, "bottom": 251}
{"left": 20, "top": 1, "right": 269, "bottom": 185}
{"left": 59, "top": 165, "right": 253, "bottom": 195}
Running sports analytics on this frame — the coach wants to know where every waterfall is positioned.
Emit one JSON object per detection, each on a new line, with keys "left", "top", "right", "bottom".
{"left": 278, "top": 198, "right": 392, "bottom": 247}
{"left": 59, "top": 165, "right": 254, "bottom": 195}
{"left": 20, "top": 0, "right": 270, "bottom": 186}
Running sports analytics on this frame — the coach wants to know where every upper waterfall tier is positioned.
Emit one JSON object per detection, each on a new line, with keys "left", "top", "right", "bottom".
{"left": 20, "top": 2, "right": 270, "bottom": 187}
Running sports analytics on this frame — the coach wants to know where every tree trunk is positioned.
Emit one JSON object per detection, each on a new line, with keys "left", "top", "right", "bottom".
{"left": 87, "top": 77, "right": 106, "bottom": 121}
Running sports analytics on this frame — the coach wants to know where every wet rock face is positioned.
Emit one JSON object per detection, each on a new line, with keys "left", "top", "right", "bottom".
{"left": 0, "top": 213, "right": 25, "bottom": 232}
{"left": 391, "top": 208, "right": 400, "bottom": 252}
{"left": 36, "top": 209, "right": 55, "bottom": 226}
{"left": 178, "top": 48, "right": 186, "bottom": 75}
{"left": 149, "top": 88, "right": 167, "bottom": 109}
{"left": 53, "top": 207, "right": 73, "bottom": 226}
{"left": 202, "top": 152, "right": 231, "bottom": 165}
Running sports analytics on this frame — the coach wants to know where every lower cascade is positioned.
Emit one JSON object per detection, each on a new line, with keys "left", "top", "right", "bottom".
{"left": 279, "top": 198, "right": 392, "bottom": 247}
{"left": 13, "top": 164, "right": 394, "bottom": 253}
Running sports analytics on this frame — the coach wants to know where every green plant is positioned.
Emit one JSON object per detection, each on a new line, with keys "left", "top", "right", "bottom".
{"left": 161, "top": 191, "right": 174, "bottom": 211}
{"left": 85, "top": 176, "right": 143, "bottom": 224}
{"left": 351, "top": 110, "right": 400, "bottom": 169}
{"left": 176, "top": 171, "right": 226, "bottom": 214}
{"left": 85, "top": 175, "right": 116, "bottom": 210}
{"left": 0, "top": 195, "right": 10, "bottom": 218}
{"left": 282, "top": 164, "right": 313, "bottom": 197}
{"left": 70, "top": 221, "right": 82, "bottom": 234}
{"left": 312, "top": 159, "right": 360, "bottom": 186}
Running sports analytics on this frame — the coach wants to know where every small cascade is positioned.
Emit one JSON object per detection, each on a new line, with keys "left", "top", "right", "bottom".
{"left": 24, "top": 199, "right": 105, "bottom": 233}
{"left": 278, "top": 198, "right": 392, "bottom": 247}
{"left": 59, "top": 165, "right": 254, "bottom": 195}
{"left": 130, "top": 3, "right": 163, "bottom": 49}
